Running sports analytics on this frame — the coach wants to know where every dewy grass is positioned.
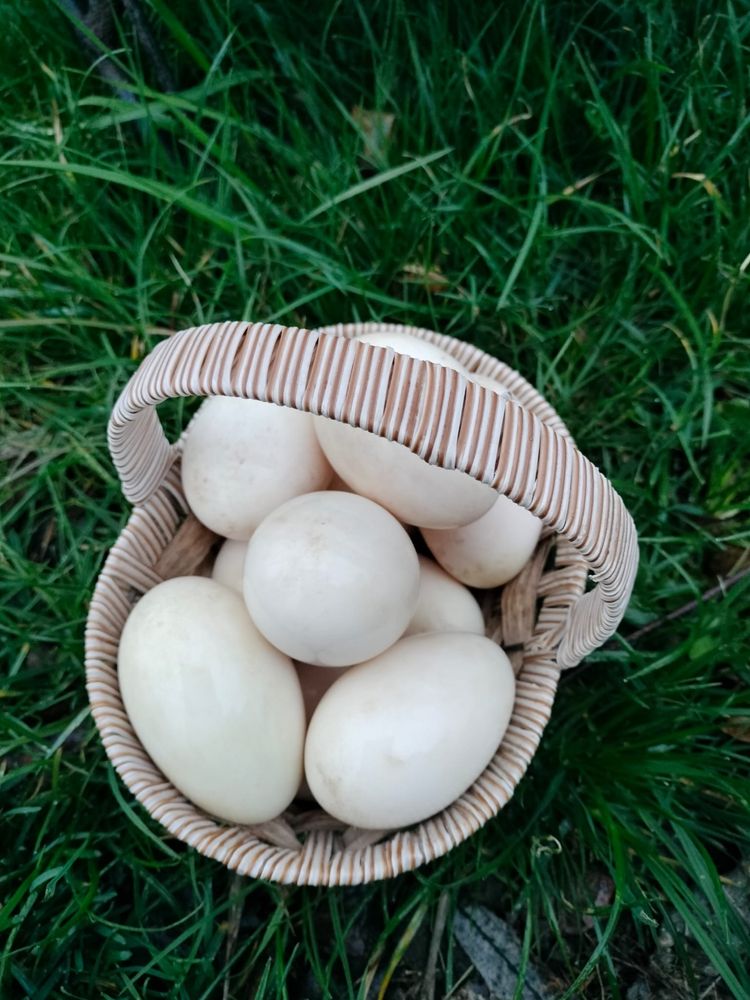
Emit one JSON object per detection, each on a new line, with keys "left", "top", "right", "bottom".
{"left": 1, "top": 1, "right": 749, "bottom": 997}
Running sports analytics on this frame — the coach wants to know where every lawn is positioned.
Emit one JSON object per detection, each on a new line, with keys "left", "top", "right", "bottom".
{"left": 1, "top": 1, "right": 749, "bottom": 997}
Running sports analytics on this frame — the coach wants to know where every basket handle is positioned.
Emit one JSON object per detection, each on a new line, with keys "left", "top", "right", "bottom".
{"left": 108, "top": 322, "right": 638, "bottom": 668}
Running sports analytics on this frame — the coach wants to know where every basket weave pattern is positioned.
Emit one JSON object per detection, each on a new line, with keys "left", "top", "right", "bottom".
{"left": 85, "top": 322, "right": 638, "bottom": 885}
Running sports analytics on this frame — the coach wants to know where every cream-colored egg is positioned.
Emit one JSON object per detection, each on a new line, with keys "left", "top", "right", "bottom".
{"left": 244, "top": 491, "right": 419, "bottom": 667}
{"left": 405, "top": 556, "right": 485, "bottom": 637}
{"left": 182, "top": 397, "right": 333, "bottom": 540}
{"left": 118, "top": 576, "right": 305, "bottom": 825}
{"left": 304, "top": 632, "right": 515, "bottom": 829}
{"left": 315, "top": 333, "right": 496, "bottom": 529}
{"left": 211, "top": 538, "right": 248, "bottom": 594}
{"left": 423, "top": 494, "right": 542, "bottom": 588}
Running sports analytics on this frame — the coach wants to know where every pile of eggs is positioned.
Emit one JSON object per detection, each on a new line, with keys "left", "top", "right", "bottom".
{"left": 118, "top": 332, "right": 543, "bottom": 831}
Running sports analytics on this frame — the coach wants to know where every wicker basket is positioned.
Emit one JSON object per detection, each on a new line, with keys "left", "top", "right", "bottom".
{"left": 85, "top": 320, "right": 638, "bottom": 885}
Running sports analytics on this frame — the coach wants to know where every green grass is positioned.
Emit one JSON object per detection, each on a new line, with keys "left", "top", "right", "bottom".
{"left": 1, "top": 1, "right": 750, "bottom": 997}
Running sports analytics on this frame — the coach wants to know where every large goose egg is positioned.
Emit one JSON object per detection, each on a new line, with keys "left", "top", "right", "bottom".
{"left": 118, "top": 576, "right": 304, "bottom": 825}
{"left": 423, "top": 494, "right": 542, "bottom": 588}
{"left": 315, "top": 332, "right": 496, "bottom": 529}
{"left": 182, "top": 397, "right": 332, "bottom": 540}
{"left": 405, "top": 556, "right": 485, "bottom": 636}
{"left": 304, "top": 632, "right": 515, "bottom": 828}
{"left": 244, "top": 491, "right": 419, "bottom": 666}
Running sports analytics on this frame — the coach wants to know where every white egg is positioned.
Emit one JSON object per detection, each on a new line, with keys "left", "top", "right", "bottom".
{"left": 118, "top": 576, "right": 305, "bottom": 825}
{"left": 243, "top": 491, "right": 419, "bottom": 667}
{"left": 211, "top": 538, "right": 248, "bottom": 594}
{"left": 404, "top": 556, "right": 485, "bottom": 637}
{"left": 182, "top": 397, "right": 333, "bottom": 540}
{"left": 304, "top": 632, "right": 516, "bottom": 829}
{"left": 423, "top": 494, "right": 542, "bottom": 588}
{"left": 315, "top": 332, "right": 497, "bottom": 529}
